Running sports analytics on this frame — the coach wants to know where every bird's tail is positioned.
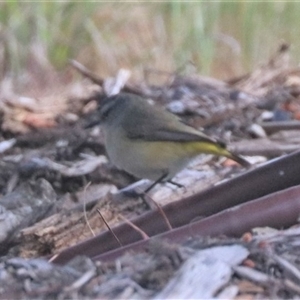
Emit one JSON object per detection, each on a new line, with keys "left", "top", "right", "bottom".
{"left": 190, "top": 141, "right": 251, "bottom": 167}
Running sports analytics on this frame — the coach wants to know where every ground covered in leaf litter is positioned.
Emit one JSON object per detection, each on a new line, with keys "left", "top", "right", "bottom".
{"left": 1, "top": 44, "right": 300, "bottom": 298}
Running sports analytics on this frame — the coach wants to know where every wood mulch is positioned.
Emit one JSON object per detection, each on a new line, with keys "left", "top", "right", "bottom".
{"left": 1, "top": 43, "right": 300, "bottom": 298}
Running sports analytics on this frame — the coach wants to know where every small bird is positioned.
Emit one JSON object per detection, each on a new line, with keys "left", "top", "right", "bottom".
{"left": 97, "top": 92, "right": 250, "bottom": 194}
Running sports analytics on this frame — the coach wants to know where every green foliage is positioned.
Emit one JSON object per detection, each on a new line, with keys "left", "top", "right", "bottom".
{"left": 0, "top": 2, "right": 96, "bottom": 78}
{"left": 1, "top": 2, "right": 300, "bottom": 88}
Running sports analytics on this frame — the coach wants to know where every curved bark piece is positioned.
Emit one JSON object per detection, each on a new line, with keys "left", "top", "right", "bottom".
{"left": 53, "top": 150, "right": 300, "bottom": 264}
{"left": 96, "top": 185, "right": 300, "bottom": 262}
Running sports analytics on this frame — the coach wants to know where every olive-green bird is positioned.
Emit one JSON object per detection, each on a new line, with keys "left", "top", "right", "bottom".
{"left": 97, "top": 92, "right": 250, "bottom": 192}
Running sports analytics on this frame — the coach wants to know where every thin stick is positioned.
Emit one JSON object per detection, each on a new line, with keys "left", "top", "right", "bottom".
{"left": 145, "top": 195, "right": 173, "bottom": 231}
{"left": 70, "top": 59, "right": 144, "bottom": 95}
{"left": 83, "top": 182, "right": 95, "bottom": 237}
{"left": 70, "top": 59, "right": 104, "bottom": 86}
{"left": 97, "top": 209, "right": 123, "bottom": 247}
{"left": 64, "top": 269, "right": 96, "bottom": 292}
{"left": 48, "top": 253, "right": 59, "bottom": 263}
{"left": 271, "top": 253, "right": 300, "bottom": 282}
{"left": 118, "top": 214, "right": 149, "bottom": 240}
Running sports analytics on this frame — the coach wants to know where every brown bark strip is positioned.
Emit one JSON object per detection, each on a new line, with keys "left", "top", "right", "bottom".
{"left": 96, "top": 184, "right": 300, "bottom": 262}
{"left": 52, "top": 150, "right": 300, "bottom": 264}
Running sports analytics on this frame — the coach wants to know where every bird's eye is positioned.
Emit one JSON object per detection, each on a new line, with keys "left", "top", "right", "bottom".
{"left": 99, "top": 97, "right": 117, "bottom": 120}
{"left": 99, "top": 105, "right": 111, "bottom": 120}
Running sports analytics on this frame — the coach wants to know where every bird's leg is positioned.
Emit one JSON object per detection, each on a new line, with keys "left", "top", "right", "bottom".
{"left": 142, "top": 173, "right": 169, "bottom": 194}
{"left": 120, "top": 173, "right": 168, "bottom": 208}
{"left": 167, "top": 180, "right": 185, "bottom": 189}
{"left": 139, "top": 173, "right": 168, "bottom": 208}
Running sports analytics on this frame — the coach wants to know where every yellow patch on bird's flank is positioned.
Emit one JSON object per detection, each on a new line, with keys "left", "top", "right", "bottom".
{"left": 186, "top": 141, "right": 232, "bottom": 157}
{"left": 141, "top": 140, "right": 232, "bottom": 163}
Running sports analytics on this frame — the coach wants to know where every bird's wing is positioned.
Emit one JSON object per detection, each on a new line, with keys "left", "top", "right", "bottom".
{"left": 126, "top": 108, "right": 222, "bottom": 145}
{"left": 129, "top": 127, "right": 218, "bottom": 143}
